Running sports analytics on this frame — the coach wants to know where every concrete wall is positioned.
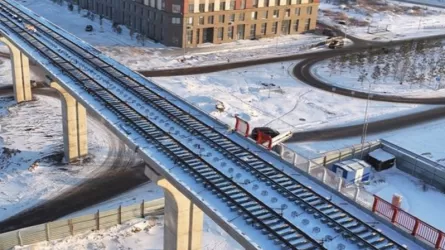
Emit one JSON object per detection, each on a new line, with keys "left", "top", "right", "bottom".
{"left": 0, "top": 199, "right": 164, "bottom": 250}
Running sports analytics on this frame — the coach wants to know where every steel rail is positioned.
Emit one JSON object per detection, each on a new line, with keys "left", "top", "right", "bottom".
{"left": 1, "top": 2, "right": 409, "bottom": 249}
{"left": 0, "top": 7, "right": 324, "bottom": 249}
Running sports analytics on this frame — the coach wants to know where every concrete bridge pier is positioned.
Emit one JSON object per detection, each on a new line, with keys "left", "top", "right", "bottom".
{"left": 0, "top": 37, "right": 32, "bottom": 103}
{"left": 145, "top": 165, "right": 204, "bottom": 250}
{"left": 50, "top": 81, "right": 88, "bottom": 162}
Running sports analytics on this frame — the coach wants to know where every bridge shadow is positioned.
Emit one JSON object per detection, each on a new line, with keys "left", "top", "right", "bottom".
{"left": 0, "top": 162, "right": 149, "bottom": 233}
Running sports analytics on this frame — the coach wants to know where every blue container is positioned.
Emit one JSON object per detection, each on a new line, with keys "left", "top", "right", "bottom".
{"left": 329, "top": 159, "right": 372, "bottom": 185}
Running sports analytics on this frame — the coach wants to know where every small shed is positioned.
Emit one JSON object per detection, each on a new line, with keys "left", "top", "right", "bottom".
{"left": 367, "top": 148, "right": 396, "bottom": 172}
{"left": 329, "top": 159, "right": 372, "bottom": 186}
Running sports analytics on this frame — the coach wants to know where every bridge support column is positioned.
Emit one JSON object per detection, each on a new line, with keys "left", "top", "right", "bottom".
{"left": 145, "top": 165, "right": 203, "bottom": 250}
{"left": 0, "top": 37, "right": 32, "bottom": 103}
{"left": 50, "top": 82, "right": 88, "bottom": 162}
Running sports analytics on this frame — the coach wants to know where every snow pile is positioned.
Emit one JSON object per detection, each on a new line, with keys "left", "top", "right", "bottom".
{"left": 312, "top": 40, "right": 445, "bottom": 97}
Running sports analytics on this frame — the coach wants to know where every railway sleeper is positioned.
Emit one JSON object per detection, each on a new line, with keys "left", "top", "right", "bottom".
{"left": 324, "top": 208, "right": 340, "bottom": 216}
{"left": 331, "top": 213, "right": 348, "bottom": 221}
{"left": 362, "top": 232, "right": 378, "bottom": 241}
{"left": 368, "top": 237, "right": 386, "bottom": 246}
{"left": 378, "top": 243, "right": 395, "bottom": 250}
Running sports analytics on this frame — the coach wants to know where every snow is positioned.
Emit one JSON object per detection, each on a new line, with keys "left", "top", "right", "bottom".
{"left": 319, "top": 0, "right": 445, "bottom": 41}
{"left": 0, "top": 94, "right": 111, "bottom": 222}
{"left": 13, "top": 0, "right": 326, "bottom": 71}
{"left": 12, "top": 216, "right": 243, "bottom": 250}
{"left": 397, "top": 0, "right": 445, "bottom": 8}
{"left": 368, "top": 148, "right": 396, "bottom": 162}
{"left": 0, "top": 1, "right": 426, "bottom": 247}
{"left": 364, "top": 166, "right": 445, "bottom": 232}
{"left": 151, "top": 61, "right": 421, "bottom": 132}
{"left": 15, "top": 0, "right": 164, "bottom": 48}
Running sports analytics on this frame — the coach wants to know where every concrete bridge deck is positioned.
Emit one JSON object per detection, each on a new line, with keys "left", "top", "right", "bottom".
{"left": 0, "top": 1, "right": 427, "bottom": 249}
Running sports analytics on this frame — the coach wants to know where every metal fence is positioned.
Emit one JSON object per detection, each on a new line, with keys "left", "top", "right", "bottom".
{"left": 373, "top": 196, "right": 445, "bottom": 249}
{"left": 0, "top": 198, "right": 164, "bottom": 250}
{"left": 311, "top": 140, "right": 381, "bottom": 167}
{"left": 381, "top": 139, "right": 445, "bottom": 192}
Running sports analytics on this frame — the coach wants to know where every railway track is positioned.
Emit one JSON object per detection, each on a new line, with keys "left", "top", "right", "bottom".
{"left": 0, "top": 1, "right": 411, "bottom": 249}
{"left": 0, "top": 3, "right": 324, "bottom": 249}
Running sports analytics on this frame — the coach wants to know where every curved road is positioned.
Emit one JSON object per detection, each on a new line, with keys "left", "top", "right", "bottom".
{"left": 0, "top": 87, "right": 149, "bottom": 233}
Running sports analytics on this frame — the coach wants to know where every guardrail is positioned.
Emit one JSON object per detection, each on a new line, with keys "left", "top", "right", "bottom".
{"left": 372, "top": 196, "right": 445, "bottom": 249}
{"left": 0, "top": 198, "right": 164, "bottom": 250}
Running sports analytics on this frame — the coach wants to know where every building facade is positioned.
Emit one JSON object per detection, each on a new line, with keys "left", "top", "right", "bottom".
{"left": 78, "top": 0, "right": 319, "bottom": 47}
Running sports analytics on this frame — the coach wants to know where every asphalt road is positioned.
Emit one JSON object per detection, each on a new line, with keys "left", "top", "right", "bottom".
{"left": 0, "top": 87, "right": 150, "bottom": 233}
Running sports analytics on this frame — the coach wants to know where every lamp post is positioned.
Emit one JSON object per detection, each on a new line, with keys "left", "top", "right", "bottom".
{"left": 183, "top": 25, "right": 193, "bottom": 60}
{"left": 360, "top": 77, "right": 372, "bottom": 159}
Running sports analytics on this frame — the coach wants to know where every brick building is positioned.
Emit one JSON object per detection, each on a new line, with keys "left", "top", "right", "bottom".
{"left": 78, "top": 0, "right": 319, "bottom": 47}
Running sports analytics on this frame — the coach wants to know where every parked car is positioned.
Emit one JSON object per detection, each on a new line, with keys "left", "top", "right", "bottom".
{"left": 250, "top": 127, "right": 280, "bottom": 142}
{"left": 85, "top": 25, "right": 93, "bottom": 32}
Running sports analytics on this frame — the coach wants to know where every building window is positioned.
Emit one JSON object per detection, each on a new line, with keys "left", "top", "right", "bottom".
{"left": 295, "top": 7, "right": 300, "bottom": 15}
{"left": 239, "top": 13, "right": 245, "bottom": 21}
{"left": 309, "top": 0, "right": 314, "bottom": 3}
{"left": 220, "top": 2, "right": 226, "bottom": 10}
{"left": 272, "top": 21, "right": 278, "bottom": 33}
{"left": 161, "top": 1, "right": 165, "bottom": 10}
{"left": 307, "top": 6, "right": 312, "bottom": 15}
{"left": 275, "top": 0, "right": 280, "bottom": 6}
{"left": 305, "top": 18, "right": 311, "bottom": 30}
{"left": 188, "top": 17, "right": 193, "bottom": 24}
{"left": 241, "top": 0, "right": 246, "bottom": 9}
{"left": 230, "top": 0, "right": 235, "bottom": 10}
{"left": 172, "top": 17, "right": 181, "bottom": 24}
{"left": 219, "top": 14, "right": 225, "bottom": 23}
{"left": 208, "top": 15, "right": 214, "bottom": 24}
{"left": 229, "top": 14, "right": 235, "bottom": 22}
{"left": 253, "top": 0, "right": 259, "bottom": 7}
{"left": 273, "top": 10, "right": 279, "bottom": 18}
{"left": 228, "top": 26, "right": 233, "bottom": 39}
{"left": 188, "top": 4, "right": 194, "bottom": 12}
{"left": 287, "top": 0, "right": 291, "bottom": 5}
{"left": 199, "top": 3, "right": 205, "bottom": 12}
{"left": 263, "top": 11, "right": 268, "bottom": 19}
{"left": 297, "top": 0, "right": 301, "bottom": 3}
{"left": 285, "top": 9, "right": 290, "bottom": 17}
{"left": 252, "top": 11, "right": 258, "bottom": 20}
{"left": 261, "top": 23, "right": 267, "bottom": 34}
{"left": 209, "top": 3, "right": 215, "bottom": 11}
{"left": 199, "top": 16, "right": 204, "bottom": 25}
{"left": 186, "top": 30, "right": 193, "bottom": 44}
{"left": 250, "top": 24, "right": 256, "bottom": 38}
{"left": 218, "top": 27, "right": 224, "bottom": 40}
{"left": 293, "top": 19, "right": 299, "bottom": 31}
{"left": 265, "top": 0, "right": 270, "bottom": 7}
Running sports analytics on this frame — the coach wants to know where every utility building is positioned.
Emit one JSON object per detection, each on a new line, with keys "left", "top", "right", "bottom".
{"left": 78, "top": 0, "right": 319, "bottom": 47}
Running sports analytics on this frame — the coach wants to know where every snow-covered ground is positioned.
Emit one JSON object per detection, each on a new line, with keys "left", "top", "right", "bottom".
{"left": 12, "top": 215, "right": 242, "bottom": 250}
{"left": 59, "top": 183, "right": 242, "bottom": 250}
{"left": 14, "top": 0, "right": 326, "bottom": 71}
{"left": 365, "top": 166, "right": 445, "bottom": 231}
{"left": 311, "top": 42, "right": 445, "bottom": 97}
{"left": 0, "top": 94, "right": 113, "bottom": 222}
{"left": 396, "top": 0, "right": 445, "bottom": 7}
{"left": 319, "top": 0, "right": 445, "bottom": 41}
{"left": 152, "top": 60, "right": 421, "bottom": 132}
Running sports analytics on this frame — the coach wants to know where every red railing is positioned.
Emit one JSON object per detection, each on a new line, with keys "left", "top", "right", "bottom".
{"left": 372, "top": 195, "right": 445, "bottom": 249}
{"left": 256, "top": 130, "right": 272, "bottom": 150}
{"left": 234, "top": 116, "right": 250, "bottom": 137}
